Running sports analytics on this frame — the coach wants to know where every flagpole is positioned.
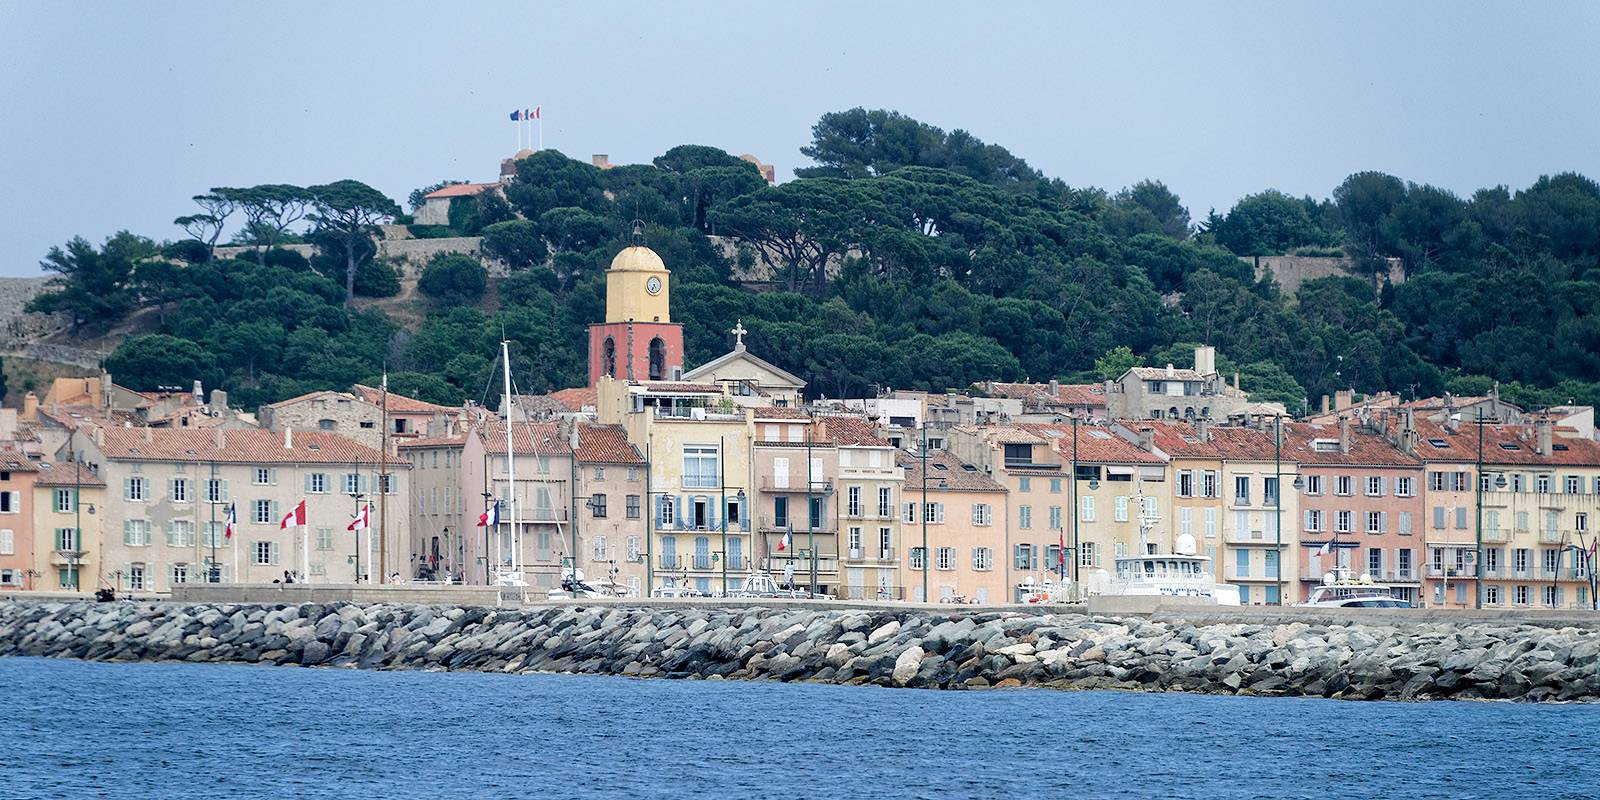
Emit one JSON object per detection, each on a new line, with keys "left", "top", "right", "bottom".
{"left": 301, "top": 516, "right": 309, "bottom": 583}
{"left": 538, "top": 110, "right": 543, "bottom": 151}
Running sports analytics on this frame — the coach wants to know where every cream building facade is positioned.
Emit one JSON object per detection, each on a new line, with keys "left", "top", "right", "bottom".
{"left": 31, "top": 460, "right": 104, "bottom": 591}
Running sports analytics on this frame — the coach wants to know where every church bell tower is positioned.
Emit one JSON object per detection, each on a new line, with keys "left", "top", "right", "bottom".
{"left": 588, "top": 242, "right": 684, "bottom": 385}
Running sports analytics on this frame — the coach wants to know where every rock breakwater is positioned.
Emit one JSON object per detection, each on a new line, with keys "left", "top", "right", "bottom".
{"left": 3, "top": 601, "right": 1598, "bottom": 702}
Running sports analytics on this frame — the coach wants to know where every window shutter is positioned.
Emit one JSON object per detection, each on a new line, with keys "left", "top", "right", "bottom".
{"left": 270, "top": 542, "right": 280, "bottom": 565}
{"left": 1303, "top": 510, "right": 1312, "bottom": 532}
{"left": 221, "top": 480, "right": 231, "bottom": 501}
{"left": 971, "top": 505, "right": 981, "bottom": 525}
{"left": 270, "top": 468, "right": 278, "bottom": 485}
{"left": 271, "top": 500, "right": 280, "bottom": 521}
{"left": 123, "top": 478, "right": 133, "bottom": 501}
{"left": 936, "top": 503, "right": 945, "bottom": 524}
{"left": 305, "top": 473, "right": 313, "bottom": 492}
{"left": 1380, "top": 512, "right": 1388, "bottom": 533}
{"left": 124, "top": 520, "right": 135, "bottom": 545}
{"left": 168, "top": 479, "right": 177, "bottom": 501}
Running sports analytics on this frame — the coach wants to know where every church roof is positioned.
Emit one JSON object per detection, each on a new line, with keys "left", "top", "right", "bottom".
{"left": 682, "top": 347, "right": 806, "bottom": 389}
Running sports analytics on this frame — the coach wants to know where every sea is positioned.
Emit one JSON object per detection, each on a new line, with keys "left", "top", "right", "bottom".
{"left": 3, "top": 657, "right": 1596, "bottom": 800}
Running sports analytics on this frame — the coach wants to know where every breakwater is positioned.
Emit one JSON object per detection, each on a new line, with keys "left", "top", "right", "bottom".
{"left": 2, "top": 601, "right": 1598, "bottom": 702}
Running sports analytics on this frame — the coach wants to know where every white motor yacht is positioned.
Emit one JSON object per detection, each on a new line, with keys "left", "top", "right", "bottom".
{"left": 1297, "top": 569, "right": 1410, "bottom": 608}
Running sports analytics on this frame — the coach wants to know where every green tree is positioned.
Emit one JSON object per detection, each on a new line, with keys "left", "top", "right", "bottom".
{"left": 362, "top": 371, "right": 461, "bottom": 406}
{"left": 27, "top": 232, "right": 155, "bottom": 332}
{"left": 417, "top": 253, "right": 488, "bottom": 306}
{"left": 1094, "top": 345, "right": 1142, "bottom": 380}
{"left": 1214, "top": 190, "right": 1331, "bottom": 256}
{"left": 1113, "top": 180, "right": 1191, "bottom": 239}
{"left": 105, "top": 334, "right": 220, "bottom": 392}
{"left": 217, "top": 185, "right": 312, "bottom": 265}
{"left": 173, "top": 190, "right": 234, "bottom": 260}
{"left": 308, "top": 180, "right": 400, "bottom": 304}
{"left": 479, "top": 219, "right": 549, "bottom": 270}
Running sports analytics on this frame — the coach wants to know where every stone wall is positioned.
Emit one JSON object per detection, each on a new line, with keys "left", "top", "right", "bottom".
{"left": 4, "top": 599, "right": 1597, "bottom": 702}
{"left": 1245, "top": 255, "right": 1406, "bottom": 296}
{"left": 23, "top": 343, "right": 108, "bottom": 369}
{"left": 0, "top": 277, "right": 68, "bottom": 349}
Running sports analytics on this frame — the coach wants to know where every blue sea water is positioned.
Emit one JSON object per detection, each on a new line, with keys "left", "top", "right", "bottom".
{"left": 2, "top": 657, "right": 1597, "bottom": 800}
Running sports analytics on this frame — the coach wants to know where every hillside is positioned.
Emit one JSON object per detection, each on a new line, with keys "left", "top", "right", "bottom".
{"left": 15, "top": 108, "right": 1600, "bottom": 414}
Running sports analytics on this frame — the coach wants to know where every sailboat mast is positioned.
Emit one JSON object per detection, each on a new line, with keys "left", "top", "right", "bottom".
{"left": 502, "top": 340, "right": 517, "bottom": 578}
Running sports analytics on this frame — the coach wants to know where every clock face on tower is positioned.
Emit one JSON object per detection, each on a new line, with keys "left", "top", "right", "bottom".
{"left": 646, "top": 276, "right": 662, "bottom": 295}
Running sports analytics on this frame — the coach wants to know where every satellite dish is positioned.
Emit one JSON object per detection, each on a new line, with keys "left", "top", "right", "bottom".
{"left": 1323, "top": 572, "right": 1335, "bottom": 585}
{"left": 1174, "top": 533, "right": 1198, "bottom": 555}
{"left": 1023, "top": 576, "right": 1035, "bottom": 585}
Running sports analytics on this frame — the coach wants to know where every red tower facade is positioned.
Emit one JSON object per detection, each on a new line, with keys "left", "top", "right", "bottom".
{"left": 589, "top": 321, "right": 683, "bottom": 385}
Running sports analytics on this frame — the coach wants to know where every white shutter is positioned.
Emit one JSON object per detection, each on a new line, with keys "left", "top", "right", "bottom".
{"left": 971, "top": 505, "right": 982, "bottom": 525}
{"left": 774, "top": 458, "right": 789, "bottom": 489}
{"left": 270, "top": 542, "right": 281, "bottom": 565}
{"left": 124, "top": 478, "right": 134, "bottom": 501}
{"left": 1380, "top": 512, "right": 1388, "bottom": 533}
{"left": 271, "top": 500, "right": 281, "bottom": 521}
{"left": 0, "top": 529, "right": 11, "bottom": 555}
{"left": 124, "top": 520, "right": 135, "bottom": 545}
{"left": 270, "top": 468, "right": 279, "bottom": 485}
{"left": 935, "top": 503, "right": 945, "bottom": 524}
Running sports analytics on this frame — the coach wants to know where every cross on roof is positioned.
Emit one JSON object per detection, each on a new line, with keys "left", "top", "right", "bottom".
{"left": 731, "top": 320, "right": 747, "bottom": 349}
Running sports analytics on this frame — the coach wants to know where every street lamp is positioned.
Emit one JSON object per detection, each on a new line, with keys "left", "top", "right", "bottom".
{"left": 480, "top": 490, "right": 494, "bottom": 585}
{"left": 1473, "top": 409, "right": 1508, "bottom": 609}
{"left": 349, "top": 489, "right": 366, "bottom": 583}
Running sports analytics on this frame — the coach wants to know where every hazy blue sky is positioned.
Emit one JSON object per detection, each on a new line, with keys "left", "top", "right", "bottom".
{"left": 2, "top": 1, "right": 1597, "bottom": 277}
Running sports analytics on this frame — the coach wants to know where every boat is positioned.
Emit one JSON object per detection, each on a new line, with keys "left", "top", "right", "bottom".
{"left": 1082, "top": 482, "right": 1242, "bottom": 606}
{"left": 1297, "top": 569, "right": 1411, "bottom": 608}
{"left": 1015, "top": 576, "right": 1076, "bottom": 604}
{"left": 726, "top": 572, "right": 814, "bottom": 599}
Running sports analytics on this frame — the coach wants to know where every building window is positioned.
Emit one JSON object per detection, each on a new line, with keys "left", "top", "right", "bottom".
{"left": 254, "top": 468, "right": 271, "bottom": 485}
{"left": 1114, "top": 496, "right": 1128, "bottom": 522}
{"left": 626, "top": 494, "right": 641, "bottom": 519}
{"left": 594, "top": 467, "right": 605, "bottom": 481}
{"left": 626, "top": 536, "right": 641, "bottom": 562}
{"left": 253, "top": 499, "right": 272, "bottom": 524}
{"left": 1018, "top": 477, "right": 1031, "bottom": 492}
{"left": 591, "top": 494, "right": 607, "bottom": 518}
{"left": 56, "top": 527, "right": 76, "bottom": 551}
{"left": 343, "top": 473, "right": 359, "bottom": 494}
{"left": 166, "top": 521, "right": 195, "bottom": 547}
{"left": 648, "top": 337, "right": 666, "bottom": 381}
{"left": 206, "top": 479, "right": 224, "bottom": 504}
{"left": 170, "top": 563, "right": 189, "bottom": 585}
{"left": 128, "top": 564, "right": 145, "bottom": 591}
{"left": 1566, "top": 475, "right": 1582, "bottom": 494}
{"left": 1177, "top": 471, "right": 1194, "bottom": 497}
{"left": 772, "top": 497, "right": 787, "bottom": 529}
{"left": 1366, "top": 511, "right": 1383, "bottom": 534}
{"left": 1048, "top": 506, "right": 1062, "bottom": 530}
{"left": 55, "top": 489, "right": 73, "bottom": 513}
{"left": 971, "top": 503, "right": 992, "bottom": 526}
{"left": 1334, "top": 476, "right": 1352, "bottom": 496}
{"left": 1365, "top": 476, "right": 1384, "bottom": 496}
{"left": 123, "top": 520, "right": 150, "bottom": 547}
{"left": 1336, "top": 510, "right": 1352, "bottom": 533}
{"left": 1202, "top": 471, "right": 1218, "bottom": 498}
{"left": 318, "top": 419, "right": 335, "bottom": 430}
{"left": 1514, "top": 585, "right": 1529, "bottom": 605}
{"left": 972, "top": 547, "right": 993, "bottom": 571}
{"left": 309, "top": 473, "right": 326, "bottom": 494}
{"left": 1014, "top": 543, "right": 1035, "bottom": 570}
{"left": 1018, "top": 505, "right": 1032, "bottom": 529}
{"left": 1485, "top": 585, "right": 1501, "bottom": 606}
{"left": 1078, "top": 542, "right": 1097, "bottom": 568}
{"left": 603, "top": 337, "right": 617, "bottom": 378}
{"left": 1234, "top": 476, "right": 1251, "bottom": 505}
{"left": 1080, "top": 496, "right": 1095, "bottom": 522}
{"left": 682, "top": 446, "right": 719, "bottom": 488}
{"left": 254, "top": 541, "right": 278, "bottom": 565}
{"left": 922, "top": 502, "right": 943, "bottom": 524}
{"left": 877, "top": 487, "right": 892, "bottom": 518}
{"left": 935, "top": 547, "right": 956, "bottom": 570}
{"left": 171, "top": 478, "right": 189, "bottom": 503}
{"left": 1395, "top": 477, "right": 1412, "bottom": 497}
{"left": 847, "top": 486, "right": 862, "bottom": 517}
{"left": 879, "top": 527, "right": 892, "bottom": 559}
{"left": 1304, "top": 510, "right": 1323, "bottom": 532}
{"left": 1535, "top": 474, "right": 1550, "bottom": 494}
{"left": 1049, "top": 478, "right": 1061, "bottom": 494}
{"left": 909, "top": 547, "right": 925, "bottom": 570}
{"left": 593, "top": 535, "right": 608, "bottom": 561}
{"left": 125, "top": 477, "right": 145, "bottom": 502}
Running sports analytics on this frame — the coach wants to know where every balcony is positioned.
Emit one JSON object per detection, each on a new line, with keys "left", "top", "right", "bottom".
{"left": 653, "top": 406, "right": 746, "bottom": 422}
{"left": 1226, "top": 529, "right": 1283, "bottom": 545}
{"left": 758, "top": 477, "right": 833, "bottom": 493}
{"left": 757, "top": 514, "right": 835, "bottom": 534}
{"left": 1539, "top": 529, "right": 1563, "bottom": 544}
{"left": 842, "top": 548, "right": 898, "bottom": 564}
{"left": 656, "top": 555, "right": 751, "bottom": 572}
{"left": 1223, "top": 565, "right": 1281, "bottom": 582}
{"left": 1004, "top": 459, "right": 1061, "bottom": 471}
{"left": 1482, "top": 528, "right": 1510, "bottom": 543}
{"left": 760, "top": 556, "right": 839, "bottom": 574}
{"left": 1426, "top": 565, "right": 1478, "bottom": 579}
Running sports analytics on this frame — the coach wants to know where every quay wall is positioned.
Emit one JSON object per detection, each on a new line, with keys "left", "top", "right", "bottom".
{"left": 2, "top": 600, "right": 1597, "bottom": 702}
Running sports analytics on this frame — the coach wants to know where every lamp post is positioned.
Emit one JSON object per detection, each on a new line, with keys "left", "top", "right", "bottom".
{"left": 920, "top": 424, "right": 929, "bottom": 603}
{"left": 1070, "top": 417, "right": 1077, "bottom": 585}
{"left": 1275, "top": 415, "right": 1283, "bottom": 604}
{"left": 480, "top": 490, "right": 494, "bottom": 585}
{"left": 1472, "top": 410, "right": 1506, "bottom": 609}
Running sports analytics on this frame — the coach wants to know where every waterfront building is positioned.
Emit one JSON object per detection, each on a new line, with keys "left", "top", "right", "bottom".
{"left": 68, "top": 428, "right": 409, "bottom": 590}
{"left": 1406, "top": 416, "right": 1600, "bottom": 609}
{"left": 894, "top": 449, "right": 1007, "bottom": 603}
{"left": 815, "top": 416, "right": 905, "bottom": 600}
{"left": 0, "top": 451, "right": 38, "bottom": 590}
{"left": 30, "top": 460, "right": 103, "bottom": 591}
{"left": 1104, "top": 345, "right": 1283, "bottom": 422}
{"left": 1281, "top": 419, "right": 1424, "bottom": 605}
{"left": 752, "top": 409, "right": 837, "bottom": 596}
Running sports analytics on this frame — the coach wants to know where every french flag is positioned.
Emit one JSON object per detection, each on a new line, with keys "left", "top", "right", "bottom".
{"left": 777, "top": 529, "right": 792, "bottom": 552}
{"left": 478, "top": 500, "right": 500, "bottom": 527}
{"left": 224, "top": 503, "right": 236, "bottom": 540}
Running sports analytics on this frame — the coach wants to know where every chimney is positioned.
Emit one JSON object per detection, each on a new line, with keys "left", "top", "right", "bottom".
{"left": 1195, "top": 417, "right": 1210, "bottom": 441}
{"left": 193, "top": 380, "right": 203, "bottom": 404}
{"left": 23, "top": 392, "right": 37, "bottom": 420}
{"left": 1335, "top": 390, "right": 1353, "bottom": 412}
{"left": 143, "top": 426, "right": 153, "bottom": 443}
{"left": 214, "top": 429, "right": 225, "bottom": 449}
{"left": 284, "top": 428, "right": 293, "bottom": 449}
{"left": 1048, "top": 378, "right": 1059, "bottom": 396}
{"left": 1338, "top": 415, "right": 1351, "bottom": 455}
{"left": 1166, "top": 364, "right": 1175, "bottom": 378}
{"left": 1321, "top": 395, "right": 1331, "bottom": 414}
{"left": 86, "top": 376, "right": 104, "bottom": 410}
{"left": 1194, "top": 345, "right": 1215, "bottom": 376}
{"left": 93, "top": 427, "right": 104, "bottom": 446}
{"left": 1233, "top": 372, "right": 1240, "bottom": 391}
{"left": 1137, "top": 426, "right": 1155, "bottom": 452}
{"left": 210, "top": 389, "right": 228, "bottom": 413}
{"left": 1537, "top": 417, "right": 1553, "bottom": 457}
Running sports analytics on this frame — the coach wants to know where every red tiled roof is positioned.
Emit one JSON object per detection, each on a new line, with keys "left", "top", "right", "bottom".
{"left": 977, "top": 382, "right": 1106, "bottom": 407}
{"left": 476, "top": 421, "right": 572, "bottom": 457}
{"left": 1128, "top": 366, "right": 1204, "bottom": 381}
{"left": 814, "top": 416, "right": 891, "bottom": 447}
{"left": 96, "top": 429, "right": 404, "bottom": 467}
{"left": 1408, "top": 419, "right": 1600, "bottom": 466}
{"left": 397, "top": 431, "right": 469, "bottom": 450}
{"left": 634, "top": 382, "right": 722, "bottom": 394}
{"left": 1011, "top": 423, "right": 1165, "bottom": 464}
{"left": 0, "top": 449, "right": 38, "bottom": 472}
{"left": 1142, "top": 420, "right": 1290, "bottom": 462}
{"left": 264, "top": 390, "right": 351, "bottom": 409}
{"left": 549, "top": 387, "right": 598, "bottom": 412}
{"left": 754, "top": 406, "right": 810, "bottom": 420}
{"left": 895, "top": 450, "right": 1004, "bottom": 492}
{"left": 352, "top": 384, "right": 456, "bottom": 415}
{"left": 33, "top": 460, "right": 104, "bottom": 487}
{"left": 574, "top": 424, "right": 642, "bottom": 464}
{"left": 1281, "top": 422, "right": 1419, "bottom": 466}
{"left": 422, "top": 183, "right": 497, "bottom": 199}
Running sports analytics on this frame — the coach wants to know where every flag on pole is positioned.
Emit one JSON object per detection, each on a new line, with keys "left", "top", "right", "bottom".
{"left": 1058, "top": 530, "right": 1066, "bottom": 566}
{"left": 1319, "top": 540, "right": 1333, "bottom": 556}
{"left": 348, "top": 503, "right": 370, "bottom": 532}
{"left": 224, "top": 503, "right": 236, "bottom": 540}
{"left": 280, "top": 499, "right": 307, "bottom": 529}
{"left": 478, "top": 500, "right": 500, "bottom": 527}
{"left": 529, "top": 107, "right": 540, "bottom": 119}
{"left": 777, "top": 529, "right": 792, "bottom": 552}
{"left": 509, "top": 109, "right": 522, "bottom": 121}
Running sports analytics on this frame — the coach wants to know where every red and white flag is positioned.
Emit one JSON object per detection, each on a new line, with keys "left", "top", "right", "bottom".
{"left": 777, "top": 529, "right": 792, "bottom": 552}
{"left": 280, "top": 499, "right": 307, "bottom": 529}
{"left": 1058, "top": 531, "right": 1066, "bottom": 566}
{"left": 348, "top": 503, "right": 370, "bottom": 532}
{"left": 224, "top": 502, "right": 237, "bottom": 540}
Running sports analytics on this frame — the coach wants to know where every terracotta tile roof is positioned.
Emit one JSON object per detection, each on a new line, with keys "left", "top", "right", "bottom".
{"left": 1281, "top": 422, "right": 1419, "bottom": 466}
{"left": 574, "top": 424, "right": 642, "bottom": 464}
{"left": 0, "top": 449, "right": 38, "bottom": 471}
{"left": 977, "top": 382, "right": 1107, "bottom": 407}
{"left": 814, "top": 416, "right": 891, "bottom": 447}
{"left": 754, "top": 440, "right": 835, "bottom": 449}
{"left": 352, "top": 384, "right": 456, "bottom": 415}
{"left": 37, "top": 405, "right": 144, "bottom": 429}
{"left": 954, "top": 424, "right": 1046, "bottom": 444}
{"left": 512, "top": 394, "right": 569, "bottom": 415}
{"left": 397, "top": 431, "right": 469, "bottom": 450}
{"left": 1128, "top": 366, "right": 1204, "bottom": 381}
{"left": 422, "top": 182, "right": 497, "bottom": 199}
{"left": 96, "top": 429, "right": 403, "bottom": 467}
{"left": 1408, "top": 419, "right": 1600, "bottom": 466}
{"left": 33, "top": 460, "right": 104, "bottom": 487}
{"left": 896, "top": 450, "right": 1004, "bottom": 492}
{"left": 1010, "top": 423, "right": 1165, "bottom": 464}
{"left": 754, "top": 406, "right": 810, "bottom": 421}
{"left": 550, "top": 387, "right": 598, "bottom": 411}
{"left": 476, "top": 421, "right": 573, "bottom": 457}
{"left": 1141, "top": 420, "right": 1289, "bottom": 462}
{"left": 633, "top": 382, "right": 722, "bottom": 394}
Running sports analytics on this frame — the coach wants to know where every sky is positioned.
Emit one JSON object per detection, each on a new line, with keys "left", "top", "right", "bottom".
{"left": 2, "top": 1, "right": 1598, "bottom": 277}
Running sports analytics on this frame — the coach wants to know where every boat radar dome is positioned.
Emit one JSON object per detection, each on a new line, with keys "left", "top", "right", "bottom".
{"left": 1323, "top": 572, "right": 1336, "bottom": 585}
{"left": 1174, "top": 533, "right": 1198, "bottom": 555}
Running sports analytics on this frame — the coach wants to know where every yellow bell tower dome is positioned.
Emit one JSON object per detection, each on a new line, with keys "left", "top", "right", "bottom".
{"left": 605, "top": 245, "right": 670, "bottom": 324}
